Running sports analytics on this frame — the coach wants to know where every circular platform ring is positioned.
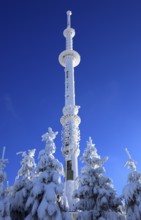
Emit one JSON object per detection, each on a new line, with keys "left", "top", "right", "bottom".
{"left": 59, "top": 50, "right": 81, "bottom": 67}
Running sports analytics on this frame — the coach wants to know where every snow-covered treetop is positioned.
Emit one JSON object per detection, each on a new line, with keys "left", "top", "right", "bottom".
{"left": 16, "top": 149, "right": 36, "bottom": 180}
{"left": 81, "top": 137, "right": 108, "bottom": 169}
{"left": 0, "top": 146, "right": 8, "bottom": 169}
{"left": 125, "top": 148, "right": 136, "bottom": 172}
{"left": 37, "top": 127, "right": 64, "bottom": 176}
{"left": 123, "top": 148, "right": 141, "bottom": 204}
{"left": 123, "top": 148, "right": 141, "bottom": 184}
{"left": 42, "top": 127, "right": 58, "bottom": 155}
{"left": 0, "top": 147, "right": 8, "bottom": 184}
{"left": 82, "top": 137, "right": 98, "bottom": 161}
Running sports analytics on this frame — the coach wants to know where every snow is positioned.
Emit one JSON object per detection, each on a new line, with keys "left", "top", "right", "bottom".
{"left": 74, "top": 137, "right": 126, "bottom": 219}
{"left": 122, "top": 149, "right": 141, "bottom": 219}
{"left": 16, "top": 149, "right": 36, "bottom": 180}
{"left": 0, "top": 128, "right": 65, "bottom": 219}
{"left": 2, "top": 133, "right": 140, "bottom": 219}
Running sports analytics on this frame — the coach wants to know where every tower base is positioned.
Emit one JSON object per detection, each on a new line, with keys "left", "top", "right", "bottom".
{"left": 62, "top": 211, "right": 78, "bottom": 220}
{"left": 65, "top": 180, "right": 78, "bottom": 211}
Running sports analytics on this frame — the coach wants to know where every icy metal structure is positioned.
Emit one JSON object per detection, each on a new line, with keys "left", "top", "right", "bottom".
{"left": 59, "top": 11, "right": 81, "bottom": 210}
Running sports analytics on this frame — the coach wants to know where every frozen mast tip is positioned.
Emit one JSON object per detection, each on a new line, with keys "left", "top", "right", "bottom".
{"left": 67, "top": 10, "right": 72, "bottom": 27}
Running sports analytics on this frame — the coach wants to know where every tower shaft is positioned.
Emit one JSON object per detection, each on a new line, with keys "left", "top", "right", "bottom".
{"left": 59, "top": 11, "right": 81, "bottom": 209}
{"left": 65, "top": 56, "right": 75, "bottom": 106}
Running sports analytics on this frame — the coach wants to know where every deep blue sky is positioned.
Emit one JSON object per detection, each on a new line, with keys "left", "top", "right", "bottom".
{"left": 0, "top": 0, "right": 141, "bottom": 194}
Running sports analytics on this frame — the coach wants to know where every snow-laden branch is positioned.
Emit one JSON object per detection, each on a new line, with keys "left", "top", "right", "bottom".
{"left": 125, "top": 148, "right": 136, "bottom": 171}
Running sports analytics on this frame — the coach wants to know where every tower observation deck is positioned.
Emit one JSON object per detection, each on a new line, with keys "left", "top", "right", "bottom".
{"left": 59, "top": 11, "right": 81, "bottom": 209}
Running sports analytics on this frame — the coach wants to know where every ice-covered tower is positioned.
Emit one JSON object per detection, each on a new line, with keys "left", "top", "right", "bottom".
{"left": 59, "top": 11, "right": 81, "bottom": 209}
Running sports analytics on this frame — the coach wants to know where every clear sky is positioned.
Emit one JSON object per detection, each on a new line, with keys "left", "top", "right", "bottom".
{"left": 0, "top": 0, "right": 141, "bottom": 194}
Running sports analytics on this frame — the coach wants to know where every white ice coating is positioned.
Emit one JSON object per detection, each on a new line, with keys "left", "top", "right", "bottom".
{"left": 64, "top": 10, "right": 74, "bottom": 50}
{"left": 65, "top": 57, "right": 75, "bottom": 106}
{"left": 59, "top": 11, "right": 81, "bottom": 210}
{"left": 59, "top": 11, "right": 80, "bottom": 107}
{"left": 67, "top": 11, "right": 72, "bottom": 27}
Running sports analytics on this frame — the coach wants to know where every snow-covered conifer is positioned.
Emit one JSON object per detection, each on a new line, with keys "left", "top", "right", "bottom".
{"left": 16, "top": 149, "right": 36, "bottom": 180}
{"left": 122, "top": 148, "right": 141, "bottom": 220}
{"left": 10, "top": 149, "right": 36, "bottom": 220}
{"left": 25, "top": 128, "right": 67, "bottom": 220}
{"left": 74, "top": 137, "right": 125, "bottom": 220}
{"left": 0, "top": 147, "right": 11, "bottom": 220}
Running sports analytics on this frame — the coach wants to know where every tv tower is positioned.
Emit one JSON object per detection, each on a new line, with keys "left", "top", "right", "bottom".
{"left": 59, "top": 11, "right": 81, "bottom": 209}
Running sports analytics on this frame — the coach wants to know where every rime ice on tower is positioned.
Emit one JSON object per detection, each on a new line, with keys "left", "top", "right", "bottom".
{"left": 59, "top": 11, "right": 81, "bottom": 209}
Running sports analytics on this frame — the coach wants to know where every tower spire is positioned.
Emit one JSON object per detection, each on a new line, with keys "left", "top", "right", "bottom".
{"left": 59, "top": 11, "right": 81, "bottom": 210}
{"left": 67, "top": 10, "right": 72, "bottom": 28}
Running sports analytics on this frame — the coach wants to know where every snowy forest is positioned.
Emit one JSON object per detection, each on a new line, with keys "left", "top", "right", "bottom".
{"left": 0, "top": 128, "right": 141, "bottom": 220}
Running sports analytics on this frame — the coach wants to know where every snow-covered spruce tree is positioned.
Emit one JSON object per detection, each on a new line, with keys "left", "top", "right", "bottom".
{"left": 74, "top": 137, "right": 125, "bottom": 220}
{"left": 10, "top": 149, "right": 36, "bottom": 220}
{"left": 25, "top": 128, "right": 67, "bottom": 220}
{"left": 122, "top": 148, "right": 141, "bottom": 220}
{"left": 0, "top": 147, "right": 11, "bottom": 220}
